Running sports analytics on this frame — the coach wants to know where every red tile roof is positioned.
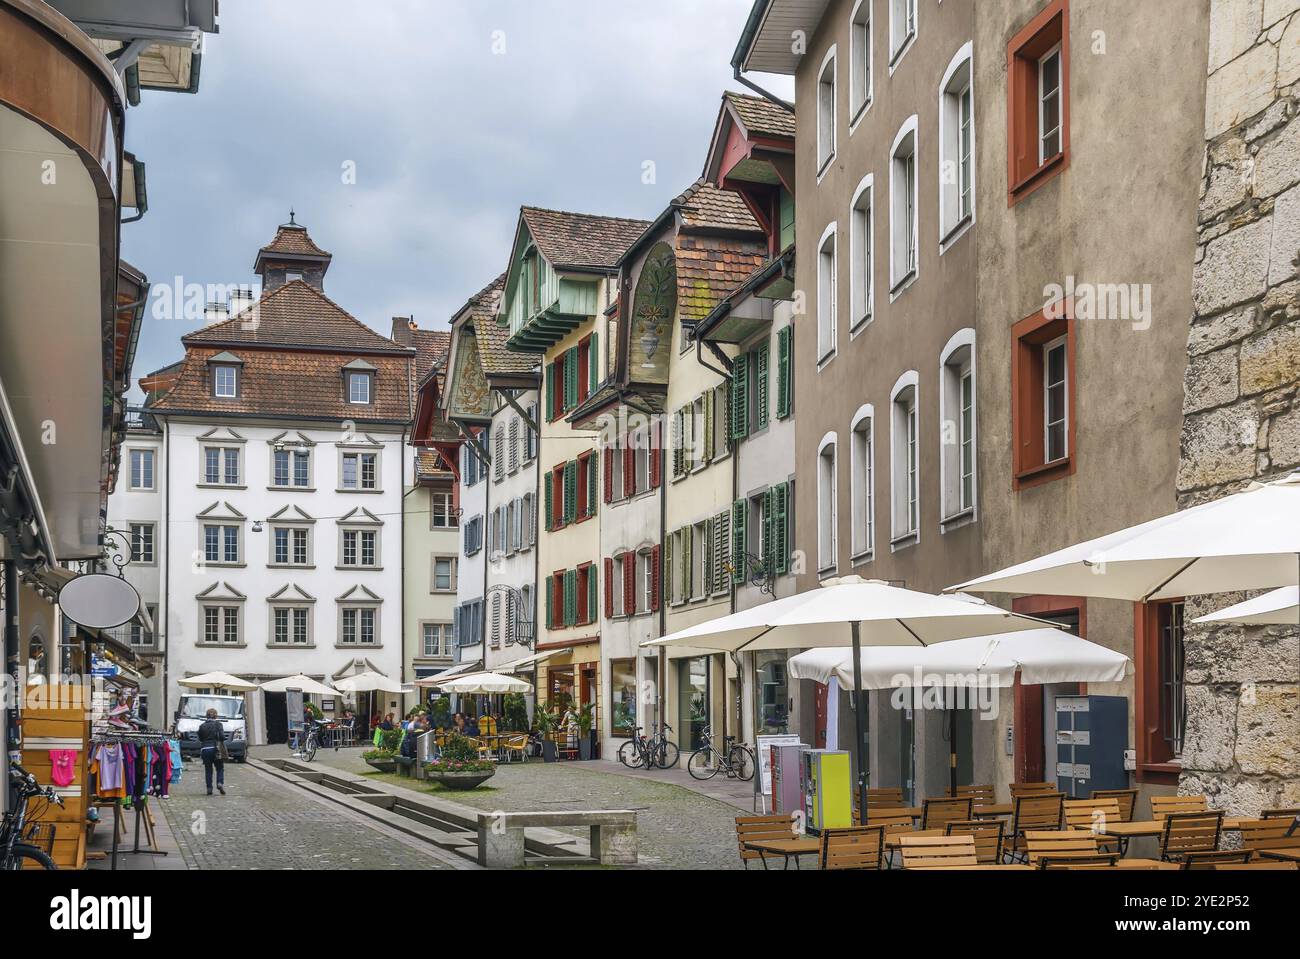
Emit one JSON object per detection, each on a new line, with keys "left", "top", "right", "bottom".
{"left": 673, "top": 179, "right": 763, "bottom": 233}
{"left": 724, "top": 91, "right": 796, "bottom": 139}
{"left": 521, "top": 206, "right": 651, "bottom": 270}
{"left": 676, "top": 235, "right": 768, "bottom": 322}
{"left": 257, "top": 223, "right": 331, "bottom": 259}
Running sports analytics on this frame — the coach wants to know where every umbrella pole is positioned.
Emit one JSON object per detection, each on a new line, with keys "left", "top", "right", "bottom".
{"left": 850, "top": 620, "right": 868, "bottom": 823}
{"left": 949, "top": 701, "right": 958, "bottom": 797}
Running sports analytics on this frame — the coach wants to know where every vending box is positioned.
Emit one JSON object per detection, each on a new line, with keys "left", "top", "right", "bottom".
{"left": 770, "top": 743, "right": 809, "bottom": 818}
{"left": 801, "top": 749, "right": 851, "bottom": 834}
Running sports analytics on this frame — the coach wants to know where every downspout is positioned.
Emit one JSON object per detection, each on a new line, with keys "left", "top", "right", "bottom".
{"left": 161, "top": 416, "right": 170, "bottom": 726}
{"left": 657, "top": 403, "right": 667, "bottom": 738}
{"left": 733, "top": 64, "right": 795, "bottom": 115}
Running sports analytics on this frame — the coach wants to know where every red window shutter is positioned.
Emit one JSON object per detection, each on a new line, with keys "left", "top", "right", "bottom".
{"left": 604, "top": 558, "right": 614, "bottom": 619}
{"left": 650, "top": 421, "right": 661, "bottom": 489}
{"left": 623, "top": 443, "right": 634, "bottom": 497}
{"left": 651, "top": 544, "right": 661, "bottom": 612}
{"left": 604, "top": 448, "right": 613, "bottom": 503}
{"left": 624, "top": 553, "right": 635, "bottom": 615}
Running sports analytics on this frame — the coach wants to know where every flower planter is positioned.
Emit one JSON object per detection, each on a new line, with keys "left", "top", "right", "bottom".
{"left": 542, "top": 740, "right": 558, "bottom": 763}
{"left": 365, "top": 758, "right": 397, "bottom": 774}
{"left": 424, "top": 766, "right": 496, "bottom": 790}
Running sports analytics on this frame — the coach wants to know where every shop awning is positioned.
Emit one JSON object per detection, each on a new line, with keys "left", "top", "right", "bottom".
{"left": 412, "top": 660, "right": 481, "bottom": 687}
{"left": 497, "top": 650, "right": 554, "bottom": 674}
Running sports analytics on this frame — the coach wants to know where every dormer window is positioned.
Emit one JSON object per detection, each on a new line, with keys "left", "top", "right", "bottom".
{"left": 213, "top": 365, "right": 238, "bottom": 398}
{"left": 343, "top": 359, "right": 376, "bottom": 405}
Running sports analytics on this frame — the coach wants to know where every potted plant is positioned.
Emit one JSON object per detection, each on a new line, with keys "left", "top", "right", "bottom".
{"left": 362, "top": 748, "right": 398, "bottom": 773}
{"left": 424, "top": 733, "right": 496, "bottom": 790}
{"left": 576, "top": 702, "right": 596, "bottom": 760}
{"left": 535, "top": 703, "right": 558, "bottom": 762}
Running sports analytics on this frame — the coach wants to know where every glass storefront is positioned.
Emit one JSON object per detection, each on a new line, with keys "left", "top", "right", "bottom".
{"left": 753, "top": 651, "right": 789, "bottom": 734}
{"left": 678, "top": 656, "right": 709, "bottom": 750}
{"left": 609, "top": 658, "right": 636, "bottom": 736}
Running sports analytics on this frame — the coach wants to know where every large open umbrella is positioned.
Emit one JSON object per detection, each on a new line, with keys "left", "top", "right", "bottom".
{"left": 643, "top": 576, "right": 1056, "bottom": 817}
{"left": 953, "top": 472, "right": 1300, "bottom": 602}
{"left": 436, "top": 672, "right": 532, "bottom": 694}
{"left": 177, "top": 671, "right": 258, "bottom": 692}
{"left": 259, "top": 674, "right": 338, "bottom": 696}
{"left": 1193, "top": 586, "right": 1299, "bottom": 625}
{"left": 788, "top": 629, "right": 1131, "bottom": 794}
{"left": 332, "top": 671, "right": 405, "bottom": 694}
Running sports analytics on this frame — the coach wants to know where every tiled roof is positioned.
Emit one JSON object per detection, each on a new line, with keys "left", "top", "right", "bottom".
{"left": 150, "top": 346, "right": 412, "bottom": 422}
{"left": 416, "top": 449, "right": 454, "bottom": 478}
{"left": 258, "top": 223, "right": 331, "bottom": 259}
{"left": 676, "top": 235, "right": 768, "bottom": 322}
{"left": 673, "top": 179, "right": 763, "bottom": 233}
{"left": 183, "top": 280, "right": 409, "bottom": 354}
{"left": 724, "top": 91, "right": 796, "bottom": 139}
{"left": 521, "top": 206, "right": 651, "bottom": 270}
{"left": 411, "top": 328, "right": 451, "bottom": 380}
{"left": 466, "top": 274, "right": 534, "bottom": 377}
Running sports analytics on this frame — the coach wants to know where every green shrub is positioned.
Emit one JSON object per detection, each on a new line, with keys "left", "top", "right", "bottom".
{"left": 439, "top": 733, "right": 478, "bottom": 762}
{"left": 377, "top": 728, "right": 403, "bottom": 753}
{"left": 502, "top": 693, "right": 528, "bottom": 733}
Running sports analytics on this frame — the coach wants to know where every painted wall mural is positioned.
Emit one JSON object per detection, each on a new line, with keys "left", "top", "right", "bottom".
{"left": 628, "top": 241, "right": 677, "bottom": 384}
{"left": 449, "top": 333, "right": 491, "bottom": 420}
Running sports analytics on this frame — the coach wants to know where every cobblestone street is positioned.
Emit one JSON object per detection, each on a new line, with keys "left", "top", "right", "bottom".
{"left": 156, "top": 756, "right": 465, "bottom": 870}
{"left": 255, "top": 746, "right": 748, "bottom": 870}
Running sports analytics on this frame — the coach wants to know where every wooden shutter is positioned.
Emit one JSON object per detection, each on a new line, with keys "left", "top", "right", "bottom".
{"left": 624, "top": 552, "right": 636, "bottom": 615}
{"left": 731, "top": 354, "right": 749, "bottom": 439}
{"left": 650, "top": 420, "right": 661, "bottom": 488}
{"left": 543, "top": 471, "right": 553, "bottom": 530}
{"left": 565, "top": 346, "right": 578, "bottom": 411}
{"left": 703, "top": 389, "right": 714, "bottom": 464}
{"left": 587, "top": 450, "right": 598, "bottom": 517}
{"left": 623, "top": 443, "right": 635, "bottom": 497}
{"left": 763, "top": 487, "right": 775, "bottom": 574}
{"left": 564, "top": 569, "right": 577, "bottom": 626}
{"left": 776, "top": 326, "right": 792, "bottom": 419}
{"left": 671, "top": 409, "right": 683, "bottom": 478}
{"left": 662, "top": 536, "right": 672, "bottom": 606}
{"left": 651, "top": 544, "right": 662, "bottom": 611}
{"left": 604, "top": 558, "right": 614, "bottom": 619}
{"left": 775, "top": 481, "right": 789, "bottom": 575}
{"left": 564, "top": 461, "right": 577, "bottom": 524}
{"left": 577, "top": 456, "right": 588, "bottom": 519}
{"left": 545, "top": 577, "right": 553, "bottom": 629}
{"left": 714, "top": 508, "right": 731, "bottom": 591}
{"left": 589, "top": 333, "right": 599, "bottom": 394}
{"left": 704, "top": 516, "right": 715, "bottom": 595}
{"left": 546, "top": 362, "right": 555, "bottom": 421}
{"left": 732, "top": 500, "right": 746, "bottom": 584}
{"left": 587, "top": 566, "right": 597, "bottom": 624}
{"left": 755, "top": 342, "right": 770, "bottom": 431}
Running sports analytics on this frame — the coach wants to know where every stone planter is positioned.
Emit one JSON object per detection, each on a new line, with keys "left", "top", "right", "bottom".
{"left": 364, "top": 757, "right": 397, "bottom": 774}
{"left": 425, "top": 766, "right": 496, "bottom": 790}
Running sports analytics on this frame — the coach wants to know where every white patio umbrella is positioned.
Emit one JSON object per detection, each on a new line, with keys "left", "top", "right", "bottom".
{"left": 952, "top": 472, "right": 1300, "bottom": 603}
{"left": 1192, "top": 586, "right": 1299, "bottom": 625}
{"left": 788, "top": 630, "right": 1130, "bottom": 796}
{"left": 643, "top": 575, "right": 1057, "bottom": 815}
{"left": 177, "top": 671, "right": 259, "bottom": 692}
{"left": 332, "top": 671, "right": 405, "bottom": 694}
{"left": 259, "top": 674, "right": 339, "bottom": 696}
{"left": 436, "top": 672, "right": 532, "bottom": 694}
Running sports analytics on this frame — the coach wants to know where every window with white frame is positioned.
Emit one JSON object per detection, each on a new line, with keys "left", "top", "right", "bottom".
{"left": 273, "top": 448, "right": 311, "bottom": 488}
{"left": 849, "top": 0, "right": 872, "bottom": 123}
{"left": 612, "top": 553, "right": 626, "bottom": 616}
{"left": 1044, "top": 335, "right": 1069, "bottom": 463}
{"left": 1038, "top": 43, "right": 1062, "bottom": 163}
{"left": 889, "top": 117, "right": 918, "bottom": 292}
{"left": 522, "top": 493, "right": 535, "bottom": 548}
{"left": 816, "top": 46, "right": 837, "bottom": 176}
{"left": 817, "top": 435, "right": 837, "bottom": 573}
{"left": 347, "top": 371, "right": 372, "bottom": 405}
{"left": 850, "top": 176, "right": 873, "bottom": 331}
{"left": 524, "top": 403, "right": 538, "bottom": 461}
{"left": 203, "top": 446, "right": 241, "bottom": 486}
{"left": 271, "top": 606, "right": 311, "bottom": 646}
{"left": 271, "top": 526, "right": 311, "bottom": 566}
{"left": 339, "top": 606, "right": 378, "bottom": 646}
{"left": 340, "top": 528, "right": 379, "bottom": 568}
{"left": 129, "top": 449, "right": 154, "bottom": 490}
{"left": 850, "top": 407, "right": 875, "bottom": 560}
{"left": 341, "top": 451, "right": 378, "bottom": 490}
{"left": 129, "top": 522, "right": 155, "bottom": 564}
{"left": 940, "top": 331, "right": 976, "bottom": 522}
{"left": 610, "top": 441, "right": 625, "bottom": 503}
{"left": 939, "top": 45, "right": 974, "bottom": 243}
{"left": 212, "top": 364, "right": 238, "bottom": 398}
{"left": 430, "top": 489, "right": 456, "bottom": 528}
{"left": 889, "top": 0, "right": 916, "bottom": 64}
{"left": 638, "top": 549, "right": 654, "bottom": 613}
{"left": 891, "top": 374, "right": 919, "bottom": 543}
{"left": 422, "top": 622, "right": 452, "bottom": 658}
{"left": 202, "top": 524, "right": 241, "bottom": 564}
{"left": 201, "top": 605, "right": 241, "bottom": 645}
{"left": 432, "top": 556, "right": 456, "bottom": 592}
{"left": 817, "top": 223, "right": 838, "bottom": 362}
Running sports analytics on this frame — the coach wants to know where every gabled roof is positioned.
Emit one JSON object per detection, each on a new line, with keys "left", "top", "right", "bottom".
{"left": 723, "top": 91, "right": 797, "bottom": 139}
{"left": 257, "top": 222, "right": 331, "bottom": 260}
{"left": 183, "top": 279, "right": 410, "bottom": 354}
{"left": 410, "top": 328, "right": 451, "bottom": 380}
{"left": 673, "top": 179, "right": 763, "bottom": 233}
{"left": 520, "top": 206, "right": 651, "bottom": 271}
{"left": 466, "top": 274, "right": 534, "bottom": 377}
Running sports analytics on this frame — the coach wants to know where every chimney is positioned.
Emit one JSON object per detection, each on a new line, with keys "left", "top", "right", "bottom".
{"left": 390, "top": 316, "right": 415, "bottom": 346}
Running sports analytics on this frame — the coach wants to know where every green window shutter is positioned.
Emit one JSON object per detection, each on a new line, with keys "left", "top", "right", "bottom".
{"left": 672, "top": 409, "right": 684, "bottom": 478}
{"left": 763, "top": 487, "right": 775, "bottom": 574}
{"left": 731, "top": 354, "right": 749, "bottom": 440}
{"left": 774, "top": 483, "right": 789, "bottom": 574}
{"left": 682, "top": 527, "right": 693, "bottom": 599}
{"left": 703, "top": 389, "right": 714, "bottom": 464}
{"left": 564, "top": 461, "right": 577, "bottom": 523}
{"left": 545, "top": 362, "right": 555, "bottom": 420}
{"left": 589, "top": 333, "right": 599, "bottom": 393}
{"left": 587, "top": 450, "right": 598, "bottom": 517}
{"left": 565, "top": 346, "right": 578, "bottom": 411}
{"left": 779, "top": 187, "right": 796, "bottom": 250}
{"left": 755, "top": 343, "right": 770, "bottom": 431}
{"left": 720, "top": 384, "right": 732, "bottom": 453}
{"left": 564, "top": 569, "right": 577, "bottom": 626}
{"left": 732, "top": 500, "right": 746, "bottom": 584}
{"left": 713, "top": 509, "right": 729, "bottom": 590}
{"left": 587, "top": 567, "right": 597, "bottom": 623}
{"left": 543, "top": 471, "right": 553, "bottom": 530}
{"left": 664, "top": 534, "right": 674, "bottom": 605}
{"left": 704, "top": 516, "right": 715, "bottom": 594}
{"left": 776, "top": 326, "right": 792, "bottom": 419}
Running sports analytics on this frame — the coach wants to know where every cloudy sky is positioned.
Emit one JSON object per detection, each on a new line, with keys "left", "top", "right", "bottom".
{"left": 123, "top": 0, "right": 792, "bottom": 391}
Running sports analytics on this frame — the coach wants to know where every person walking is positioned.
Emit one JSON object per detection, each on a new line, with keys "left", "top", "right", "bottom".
{"left": 197, "top": 707, "right": 227, "bottom": 796}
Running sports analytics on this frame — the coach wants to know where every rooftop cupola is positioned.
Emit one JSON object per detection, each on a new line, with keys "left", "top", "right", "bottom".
{"left": 253, "top": 210, "right": 333, "bottom": 293}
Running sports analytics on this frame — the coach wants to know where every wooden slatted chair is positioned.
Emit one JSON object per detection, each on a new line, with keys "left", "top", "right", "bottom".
{"left": 1213, "top": 861, "right": 1299, "bottom": 871}
{"left": 1009, "top": 781, "right": 1058, "bottom": 799}
{"left": 1090, "top": 788, "right": 1138, "bottom": 822}
{"left": 1150, "top": 794, "right": 1208, "bottom": 821}
{"left": 1025, "top": 829, "right": 1099, "bottom": 866}
{"left": 946, "top": 819, "right": 1004, "bottom": 865}
{"left": 1063, "top": 797, "right": 1123, "bottom": 853}
{"left": 1159, "top": 810, "right": 1224, "bottom": 862}
{"left": 922, "top": 796, "right": 973, "bottom": 830}
{"left": 820, "top": 825, "right": 886, "bottom": 870}
{"left": 900, "top": 834, "right": 979, "bottom": 869}
{"left": 1182, "top": 850, "right": 1251, "bottom": 870}
{"left": 951, "top": 784, "right": 997, "bottom": 812}
{"left": 1237, "top": 817, "right": 1296, "bottom": 857}
{"left": 1261, "top": 806, "right": 1300, "bottom": 820}
{"left": 1040, "top": 854, "right": 1120, "bottom": 870}
{"left": 862, "top": 807, "right": 917, "bottom": 866}
{"left": 1005, "top": 792, "right": 1065, "bottom": 863}
{"left": 735, "top": 814, "right": 797, "bottom": 870}
{"left": 867, "top": 786, "right": 907, "bottom": 805}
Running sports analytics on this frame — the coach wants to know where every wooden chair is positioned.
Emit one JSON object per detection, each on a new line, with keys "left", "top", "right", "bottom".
{"left": 1025, "top": 829, "right": 1098, "bottom": 866}
{"left": 946, "top": 819, "right": 1004, "bottom": 865}
{"left": 1182, "top": 850, "right": 1251, "bottom": 870}
{"left": 1150, "top": 794, "right": 1208, "bottom": 821}
{"left": 1040, "top": 854, "right": 1120, "bottom": 870}
{"left": 1212, "top": 861, "right": 1299, "bottom": 871}
{"left": 1159, "top": 810, "right": 1224, "bottom": 862}
{"left": 1010, "top": 781, "right": 1058, "bottom": 799}
{"left": 1005, "top": 793, "right": 1065, "bottom": 862}
{"left": 1064, "top": 798, "right": 1123, "bottom": 853}
{"left": 867, "top": 787, "right": 906, "bottom": 805}
{"left": 1237, "top": 817, "right": 1296, "bottom": 857}
{"left": 1090, "top": 788, "right": 1138, "bottom": 822}
{"left": 820, "top": 826, "right": 886, "bottom": 870}
{"left": 951, "top": 784, "right": 996, "bottom": 812}
{"left": 922, "top": 796, "right": 972, "bottom": 830}
{"left": 735, "top": 814, "right": 798, "bottom": 870}
{"left": 1261, "top": 806, "right": 1300, "bottom": 820}
{"left": 900, "top": 834, "right": 978, "bottom": 869}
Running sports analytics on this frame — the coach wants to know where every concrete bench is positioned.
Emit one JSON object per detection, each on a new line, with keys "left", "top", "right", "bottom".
{"left": 475, "top": 810, "right": 638, "bottom": 868}
{"left": 392, "top": 755, "right": 416, "bottom": 778}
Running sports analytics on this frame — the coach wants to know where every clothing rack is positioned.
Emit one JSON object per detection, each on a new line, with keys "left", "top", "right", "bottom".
{"left": 90, "top": 730, "right": 173, "bottom": 870}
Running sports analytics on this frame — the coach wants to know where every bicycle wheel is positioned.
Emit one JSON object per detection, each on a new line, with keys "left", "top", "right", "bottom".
{"left": 617, "top": 740, "right": 641, "bottom": 768}
{"left": 4, "top": 843, "right": 57, "bottom": 870}
{"left": 303, "top": 735, "right": 317, "bottom": 763}
{"left": 729, "top": 744, "right": 756, "bottom": 782}
{"left": 687, "top": 747, "right": 719, "bottom": 780}
{"left": 656, "top": 739, "right": 680, "bottom": 769}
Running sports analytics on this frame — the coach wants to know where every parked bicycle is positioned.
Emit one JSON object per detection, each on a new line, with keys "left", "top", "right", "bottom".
{"left": 2, "top": 763, "right": 63, "bottom": 870}
{"left": 297, "top": 718, "right": 338, "bottom": 763}
{"left": 617, "top": 723, "right": 680, "bottom": 770}
{"left": 686, "top": 725, "right": 755, "bottom": 781}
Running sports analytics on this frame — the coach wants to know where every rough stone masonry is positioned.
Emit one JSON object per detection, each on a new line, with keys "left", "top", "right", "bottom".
{"left": 1179, "top": 0, "right": 1300, "bottom": 812}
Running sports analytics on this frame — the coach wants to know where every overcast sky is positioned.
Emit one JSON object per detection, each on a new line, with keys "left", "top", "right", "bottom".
{"left": 122, "top": 0, "right": 792, "bottom": 392}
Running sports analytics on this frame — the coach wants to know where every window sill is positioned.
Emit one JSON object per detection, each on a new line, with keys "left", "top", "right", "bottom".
{"left": 816, "top": 152, "right": 836, "bottom": 185}
{"left": 197, "top": 483, "right": 246, "bottom": 491}
{"left": 1013, "top": 456, "right": 1073, "bottom": 490}
{"left": 335, "top": 643, "right": 382, "bottom": 650}
{"left": 1008, "top": 151, "right": 1066, "bottom": 205}
{"left": 848, "top": 98, "right": 872, "bottom": 135}
{"left": 816, "top": 349, "right": 837, "bottom": 372}
{"left": 201, "top": 562, "right": 246, "bottom": 569}
{"left": 336, "top": 566, "right": 384, "bottom": 572}
{"left": 268, "top": 564, "right": 316, "bottom": 570}
{"left": 939, "top": 213, "right": 973, "bottom": 253}
{"left": 268, "top": 644, "right": 316, "bottom": 650}
{"left": 127, "top": 486, "right": 156, "bottom": 493}
{"left": 849, "top": 313, "right": 873, "bottom": 339}
{"left": 196, "top": 642, "right": 246, "bottom": 649}
{"left": 888, "top": 32, "right": 916, "bottom": 74}
{"left": 890, "top": 530, "right": 919, "bottom": 552}
{"left": 850, "top": 550, "right": 874, "bottom": 567}
{"left": 268, "top": 486, "right": 316, "bottom": 493}
{"left": 889, "top": 269, "right": 917, "bottom": 301}
{"left": 817, "top": 564, "right": 838, "bottom": 580}
{"left": 940, "top": 507, "right": 977, "bottom": 534}
{"left": 336, "top": 488, "right": 383, "bottom": 494}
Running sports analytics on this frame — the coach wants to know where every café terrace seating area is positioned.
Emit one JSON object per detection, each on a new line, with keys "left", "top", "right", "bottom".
{"left": 735, "top": 784, "right": 1300, "bottom": 871}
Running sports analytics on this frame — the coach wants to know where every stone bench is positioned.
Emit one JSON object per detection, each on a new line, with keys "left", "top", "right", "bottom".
{"left": 475, "top": 810, "right": 638, "bottom": 868}
{"left": 392, "top": 754, "right": 416, "bottom": 778}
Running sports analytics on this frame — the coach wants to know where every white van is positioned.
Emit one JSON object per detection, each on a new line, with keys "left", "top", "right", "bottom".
{"left": 174, "top": 693, "right": 248, "bottom": 762}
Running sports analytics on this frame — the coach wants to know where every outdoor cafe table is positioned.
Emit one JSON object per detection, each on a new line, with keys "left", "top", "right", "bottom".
{"left": 743, "top": 838, "right": 821, "bottom": 869}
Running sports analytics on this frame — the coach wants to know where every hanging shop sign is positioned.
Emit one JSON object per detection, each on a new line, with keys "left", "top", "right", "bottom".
{"left": 57, "top": 572, "right": 140, "bottom": 630}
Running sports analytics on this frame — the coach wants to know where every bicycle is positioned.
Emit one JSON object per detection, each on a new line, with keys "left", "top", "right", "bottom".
{"left": 686, "top": 725, "right": 755, "bottom": 781}
{"left": 298, "top": 719, "right": 338, "bottom": 763}
{"left": 2, "top": 763, "right": 63, "bottom": 870}
{"left": 617, "top": 724, "right": 679, "bottom": 769}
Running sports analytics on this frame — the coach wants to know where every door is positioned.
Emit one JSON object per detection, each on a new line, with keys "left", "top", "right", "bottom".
{"left": 265, "top": 692, "right": 288, "bottom": 745}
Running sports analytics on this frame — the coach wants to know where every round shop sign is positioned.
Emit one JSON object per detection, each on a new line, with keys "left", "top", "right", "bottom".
{"left": 57, "top": 573, "right": 141, "bottom": 630}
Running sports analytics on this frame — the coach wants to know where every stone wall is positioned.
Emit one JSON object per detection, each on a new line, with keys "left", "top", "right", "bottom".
{"left": 1178, "top": 0, "right": 1300, "bottom": 813}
